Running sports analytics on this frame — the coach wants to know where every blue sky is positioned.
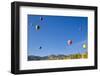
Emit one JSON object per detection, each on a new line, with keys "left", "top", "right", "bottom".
{"left": 28, "top": 15, "right": 88, "bottom": 56}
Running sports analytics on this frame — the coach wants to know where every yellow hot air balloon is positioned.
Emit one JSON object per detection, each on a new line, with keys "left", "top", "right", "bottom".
{"left": 82, "top": 43, "right": 87, "bottom": 49}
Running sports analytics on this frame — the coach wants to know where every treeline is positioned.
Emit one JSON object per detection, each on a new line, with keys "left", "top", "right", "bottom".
{"left": 28, "top": 52, "right": 88, "bottom": 61}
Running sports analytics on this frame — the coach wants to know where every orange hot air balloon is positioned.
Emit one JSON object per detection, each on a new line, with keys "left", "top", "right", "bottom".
{"left": 67, "top": 40, "right": 72, "bottom": 45}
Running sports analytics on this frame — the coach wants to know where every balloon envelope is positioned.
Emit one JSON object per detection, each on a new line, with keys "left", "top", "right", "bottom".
{"left": 39, "top": 46, "right": 42, "bottom": 49}
{"left": 67, "top": 40, "right": 72, "bottom": 45}
{"left": 36, "top": 25, "right": 40, "bottom": 30}
{"left": 82, "top": 44, "right": 86, "bottom": 49}
{"left": 40, "top": 17, "right": 43, "bottom": 21}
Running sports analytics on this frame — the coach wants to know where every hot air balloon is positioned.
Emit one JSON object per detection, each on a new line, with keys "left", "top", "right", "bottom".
{"left": 31, "top": 17, "right": 43, "bottom": 31}
{"left": 39, "top": 46, "right": 42, "bottom": 50}
{"left": 67, "top": 40, "right": 72, "bottom": 45}
{"left": 36, "top": 25, "right": 40, "bottom": 30}
{"left": 82, "top": 43, "right": 87, "bottom": 49}
{"left": 40, "top": 17, "right": 43, "bottom": 21}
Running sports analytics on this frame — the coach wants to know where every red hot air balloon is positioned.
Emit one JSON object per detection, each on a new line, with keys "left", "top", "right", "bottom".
{"left": 67, "top": 40, "right": 72, "bottom": 45}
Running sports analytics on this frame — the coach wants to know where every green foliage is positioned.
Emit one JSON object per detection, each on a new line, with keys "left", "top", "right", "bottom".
{"left": 28, "top": 52, "right": 88, "bottom": 61}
